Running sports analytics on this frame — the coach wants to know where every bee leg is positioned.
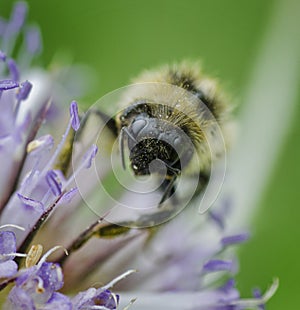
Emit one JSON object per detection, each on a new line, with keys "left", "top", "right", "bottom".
{"left": 189, "top": 171, "right": 210, "bottom": 201}
{"left": 158, "top": 176, "right": 177, "bottom": 207}
{"left": 76, "top": 108, "right": 119, "bottom": 141}
{"left": 90, "top": 108, "right": 119, "bottom": 136}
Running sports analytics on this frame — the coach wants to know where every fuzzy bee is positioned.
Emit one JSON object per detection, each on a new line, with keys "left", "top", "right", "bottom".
{"left": 79, "top": 62, "right": 230, "bottom": 211}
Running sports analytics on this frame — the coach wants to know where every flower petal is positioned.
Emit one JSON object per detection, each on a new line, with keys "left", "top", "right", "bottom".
{"left": 7, "top": 286, "right": 35, "bottom": 310}
{"left": 46, "top": 170, "right": 62, "bottom": 196}
{"left": 221, "top": 233, "right": 250, "bottom": 246}
{"left": 0, "top": 231, "right": 17, "bottom": 261}
{"left": 7, "top": 58, "right": 19, "bottom": 82}
{"left": 0, "top": 79, "right": 19, "bottom": 90}
{"left": 16, "top": 80, "right": 32, "bottom": 101}
{"left": 0, "top": 260, "right": 18, "bottom": 277}
{"left": 43, "top": 292, "right": 72, "bottom": 310}
{"left": 70, "top": 101, "right": 80, "bottom": 131}
{"left": 17, "top": 193, "right": 44, "bottom": 212}
{"left": 203, "top": 259, "right": 234, "bottom": 273}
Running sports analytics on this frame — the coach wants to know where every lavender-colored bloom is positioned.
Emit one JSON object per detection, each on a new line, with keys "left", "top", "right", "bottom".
{"left": 0, "top": 3, "right": 123, "bottom": 310}
{"left": 6, "top": 262, "right": 72, "bottom": 310}
{"left": 0, "top": 2, "right": 279, "bottom": 310}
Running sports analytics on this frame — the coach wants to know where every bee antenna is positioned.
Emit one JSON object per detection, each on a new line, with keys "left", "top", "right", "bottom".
{"left": 164, "top": 162, "right": 181, "bottom": 176}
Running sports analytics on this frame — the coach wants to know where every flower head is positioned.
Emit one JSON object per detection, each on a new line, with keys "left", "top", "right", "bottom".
{"left": 7, "top": 262, "right": 69, "bottom": 309}
{"left": 0, "top": 2, "right": 278, "bottom": 310}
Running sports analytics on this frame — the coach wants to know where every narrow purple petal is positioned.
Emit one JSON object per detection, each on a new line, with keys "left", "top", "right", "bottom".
{"left": 46, "top": 170, "right": 62, "bottom": 196}
{"left": 0, "top": 260, "right": 18, "bottom": 277}
{"left": 70, "top": 101, "right": 80, "bottom": 131}
{"left": 83, "top": 144, "right": 98, "bottom": 168}
{"left": 0, "top": 50, "right": 6, "bottom": 61}
{"left": 253, "top": 288, "right": 265, "bottom": 310}
{"left": 7, "top": 58, "right": 20, "bottom": 81}
{"left": 25, "top": 26, "right": 42, "bottom": 55}
{"left": 9, "top": 1, "right": 28, "bottom": 33}
{"left": 0, "top": 79, "right": 19, "bottom": 90}
{"left": 17, "top": 193, "right": 44, "bottom": 211}
{"left": 216, "top": 278, "right": 241, "bottom": 304}
{"left": 11, "top": 263, "right": 65, "bottom": 307}
{"left": 60, "top": 187, "right": 78, "bottom": 204}
{"left": 220, "top": 278, "right": 235, "bottom": 293}
{"left": 221, "top": 233, "right": 250, "bottom": 246}
{"left": 253, "top": 288, "right": 262, "bottom": 298}
{"left": 16, "top": 80, "right": 32, "bottom": 100}
{"left": 203, "top": 259, "right": 234, "bottom": 272}
{"left": 0, "top": 231, "right": 17, "bottom": 261}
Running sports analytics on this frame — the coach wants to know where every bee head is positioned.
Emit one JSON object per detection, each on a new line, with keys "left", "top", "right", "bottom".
{"left": 120, "top": 116, "right": 194, "bottom": 177}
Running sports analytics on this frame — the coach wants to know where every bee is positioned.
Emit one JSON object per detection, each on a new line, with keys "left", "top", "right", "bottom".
{"left": 80, "top": 62, "right": 230, "bottom": 211}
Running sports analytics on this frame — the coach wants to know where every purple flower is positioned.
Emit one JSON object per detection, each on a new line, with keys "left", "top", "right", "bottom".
{"left": 0, "top": 2, "right": 278, "bottom": 310}
{"left": 0, "top": 2, "right": 121, "bottom": 309}
{"left": 6, "top": 258, "right": 72, "bottom": 310}
{"left": 4, "top": 246, "right": 128, "bottom": 310}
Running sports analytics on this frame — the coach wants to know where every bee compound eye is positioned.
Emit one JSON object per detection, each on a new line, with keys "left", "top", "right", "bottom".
{"left": 131, "top": 119, "right": 147, "bottom": 136}
{"left": 173, "top": 136, "right": 182, "bottom": 147}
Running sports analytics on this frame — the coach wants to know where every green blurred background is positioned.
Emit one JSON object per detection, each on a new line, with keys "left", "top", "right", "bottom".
{"left": 2, "top": 0, "right": 300, "bottom": 308}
